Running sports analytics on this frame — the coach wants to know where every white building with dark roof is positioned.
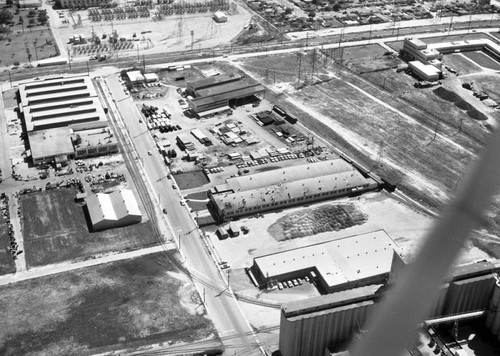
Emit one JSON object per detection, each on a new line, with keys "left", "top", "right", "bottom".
{"left": 85, "top": 189, "right": 142, "bottom": 231}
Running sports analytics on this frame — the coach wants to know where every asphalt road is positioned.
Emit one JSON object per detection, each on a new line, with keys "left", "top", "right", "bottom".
{"left": 102, "top": 76, "right": 263, "bottom": 356}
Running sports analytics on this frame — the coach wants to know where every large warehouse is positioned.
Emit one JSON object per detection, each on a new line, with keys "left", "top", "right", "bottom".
{"left": 85, "top": 189, "right": 142, "bottom": 231}
{"left": 186, "top": 73, "right": 265, "bottom": 116}
{"left": 18, "top": 76, "right": 108, "bottom": 132}
{"left": 209, "top": 159, "right": 380, "bottom": 221}
{"left": 249, "top": 230, "right": 402, "bottom": 292}
{"left": 278, "top": 261, "right": 500, "bottom": 356}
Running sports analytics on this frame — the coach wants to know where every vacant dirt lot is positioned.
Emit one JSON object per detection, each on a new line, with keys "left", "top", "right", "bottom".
{"left": 0, "top": 252, "right": 219, "bottom": 355}
{"left": 20, "top": 187, "right": 158, "bottom": 267}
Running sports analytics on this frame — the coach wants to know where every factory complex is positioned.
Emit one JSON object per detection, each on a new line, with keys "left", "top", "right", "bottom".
{"left": 403, "top": 37, "right": 500, "bottom": 81}
{"left": 186, "top": 73, "right": 265, "bottom": 117}
{"left": 279, "top": 260, "right": 500, "bottom": 356}
{"left": 85, "top": 189, "right": 142, "bottom": 231}
{"left": 249, "top": 230, "right": 402, "bottom": 293}
{"left": 209, "top": 159, "right": 379, "bottom": 221}
{"left": 17, "top": 76, "right": 118, "bottom": 165}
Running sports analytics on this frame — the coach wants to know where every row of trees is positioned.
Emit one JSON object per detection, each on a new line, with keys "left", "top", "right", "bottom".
{"left": 0, "top": 9, "right": 48, "bottom": 27}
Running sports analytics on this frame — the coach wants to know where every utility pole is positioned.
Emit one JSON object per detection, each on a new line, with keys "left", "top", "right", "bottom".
{"left": 33, "top": 40, "right": 38, "bottom": 61}
{"left": 448, "top": 14, "right": 454, "bottom": 35}
{"left": 8, "top": 70, "right": 12, "bottom": 88}
{"left": 310, "top": 48, "right": 316, "bottom": 80}
{"left": 86, "top": 61, "right": 90, "bottom": 76}
{"left": 142, "top": 54, "right": 145, "bottom": 71}
{"left": 297, "top": 52, "right": 302, "bottom": 84}
{"left": 190, "top": 30, "right": 194, "bottom": 51}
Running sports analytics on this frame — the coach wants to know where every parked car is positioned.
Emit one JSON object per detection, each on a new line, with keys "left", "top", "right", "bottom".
{"left": 292, "top": 279, "right": 298, "bottom": 286}
{"left": 287, "top": 281, "right": 293, "bottom": 288}
{"left": 277, "top": 282, "right": 283, "bottom": 290}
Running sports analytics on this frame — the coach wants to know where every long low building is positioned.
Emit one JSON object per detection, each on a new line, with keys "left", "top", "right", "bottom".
{"left": 409, "top": 60, "right": 441, "bottom": 81}
{"left": 209, "top": 159, "right": 379, "bottom": 221}
{"left": 250, "top": 230, "right": 402, "bottom": 292}
{"left": 186, "top": 73, "right": 264, "bottom": 115}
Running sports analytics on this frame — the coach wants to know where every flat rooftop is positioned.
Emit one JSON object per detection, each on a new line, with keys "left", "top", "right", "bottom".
{"left": 72, "top": 128, "right": 117, "bottom": 149}
{"left": 196, "top": 78, "right": 260, "bottom": 97}
{"left": 188, "top": 73, "right": 241, "bottom": 91}
{"left": 254, "top": 230, "right": 399, "bottom": 290}
{"left": 28, "top": 127, "right": 74, "bottom": 160}
{"left": 282, "top": 284, "right": 382, "bottom": 318}
{"left": 190, "top": 84, "right": 265, "bottom": 108}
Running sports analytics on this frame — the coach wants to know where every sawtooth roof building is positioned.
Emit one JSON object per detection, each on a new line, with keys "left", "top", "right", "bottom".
{"left": 209, "top": 159, "right": 380, "bottom": 221}
{"left": 85, "top": 189, "right": 142, "bottom": 231}
{"left": 186, "top": 73, "right": 265, "bottom": 117}
{"left": 18, "top": 76, "right": 108, "bottom": 132}
{"left": 250, "top": 230, "right": 401, "bottom": 292}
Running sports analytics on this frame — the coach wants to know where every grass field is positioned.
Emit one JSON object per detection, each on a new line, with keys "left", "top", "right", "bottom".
{"left": 0, "top": 216, "right": 15, "bottom": 276}
{"left": 174, "top": 171, "right": 209, "bottom": 190}
{"left": 443, "top": 53, "right": 482, "bottom": 74}
{"left": 20, "top": 187, "right": 158, "bottom": 267}
{"left": 0, "top": 8, "right": 58, "bottom": 67}
{"left": 0, "top": 252, "right": 219, "bottom": 355}
{"left": 462, "top": 51, "right": 500, "bottom": 70}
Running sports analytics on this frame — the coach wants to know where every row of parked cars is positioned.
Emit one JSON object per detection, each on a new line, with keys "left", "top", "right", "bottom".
{"left": 277, "top": 276, "right": 311, "bottom": 290}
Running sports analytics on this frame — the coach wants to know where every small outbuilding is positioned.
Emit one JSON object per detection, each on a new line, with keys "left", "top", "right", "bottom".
{"left": 126, "top": 70, "right": 145, "bottom": 84}
{"left": 144, "top": 73, "right": 159, "bottom": 83}
{"left": 213, "top": 11, "right": 228, "bottom": 23}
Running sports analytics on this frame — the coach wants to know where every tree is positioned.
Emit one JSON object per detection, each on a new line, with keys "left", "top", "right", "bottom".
{"left": 28, "top": 18, "right": 35, "bottom": 27}
{"left": 0, "top": 10, "right": 13, "bottom": 25}
{"left": 6, "top": 0, "right": 12, "bottom": 6}
{"left": 332, "top": 2, "right": 342, "bottom": 11}
{"left": 37, "top": 11, "right": 48, "bottom": 25}
{"left": 28, "top": 10, "right": 36, "bottom": 17}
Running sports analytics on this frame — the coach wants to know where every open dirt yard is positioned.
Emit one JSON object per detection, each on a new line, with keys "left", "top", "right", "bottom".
{"left": 207, "top": 192, "right": 488, "bottom": 273}
{"left": 20, "top": 187, "right": 158, "bottom": 267}
{"left": 237, "top": 40, "right": 500, "bottom": 255}
{"left": 0, "top": 252, "right": 219, "bottom": 356}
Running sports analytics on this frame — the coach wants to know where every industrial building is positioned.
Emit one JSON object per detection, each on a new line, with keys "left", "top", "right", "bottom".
{"left": 72, "top": 128, "right": 118, "bottom": 159}
{"left": 18, "top": 76, "right": 108, "bottom": 132}
{"left": 186, "top": 73, "right": 265, "bottom": 116}
{"left": 209, "top": 159, "right": 379, "bottom": 221}
{"left": 408, "top": 61, "right": 442, "bottom": 81}
{"left": 279, "top": 260, "right": 500, "bottom": 356}
{"left": 29, "top": 128, "right": 75, "bottom": 165}
{"left": 402, "top": 37, "right": 442, "bottom": 63}
{"left": 249, "top": 230, "right": 401, "bottom": 293}
{"left": 17, "top": 76, "right": 115, "bottom": 165}
{"left": 85, "top": 189, "right": 142, "bottom": 231}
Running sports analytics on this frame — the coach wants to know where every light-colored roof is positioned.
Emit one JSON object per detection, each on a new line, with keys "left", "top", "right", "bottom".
{"left": 144, "top": 73, "right": 158, "bottom": 81}
{"left": 188, "top": 73, "right": 241, "bottom": 91}
{"left": 28, "top": 128, "right": 74, "bottom": 160}
{"left": 283, "top": 284, "right": 381, "bottom": 317}
{"left": 213, "top": 169, "right": 373, "bottom": 213}
{"left": 86, "top": 189, "right": 141, "bottom": 226}
{"left": 119, "top": 189, "right": 141, "bottom": 217}
{"left": 72, "top": 128, "right": 117, "bottom": 150}
{"left": 226, "top": 159, "right": 354, "bottom": 192}
{"left": 127, "top": 71, "right": 145, "bottom": 82}
{"left": 255, "top": 230, "right": 399, "bottom": 290}
{"left": 409, "top": 61, "right": 441, "bottom": 76}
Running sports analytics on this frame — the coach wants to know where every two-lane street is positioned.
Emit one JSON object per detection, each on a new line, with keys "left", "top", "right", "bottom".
{"left": 101, "top": 76, "right": 263, "bottom": 355}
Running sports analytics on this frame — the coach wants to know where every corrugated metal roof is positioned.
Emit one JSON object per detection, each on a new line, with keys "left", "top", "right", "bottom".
{"left": 226, "top": 159, "right": 354, "bottom": 192}
{"left": 188, "top": 73, "right": 241, "bottom": 91}
{"left": 196, "top": 78, "right": 259, "bottom": 97}
{"left": 190, "top": 84, "right": 264, "bottom": 108}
